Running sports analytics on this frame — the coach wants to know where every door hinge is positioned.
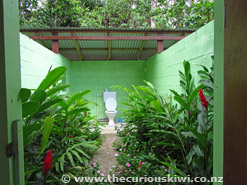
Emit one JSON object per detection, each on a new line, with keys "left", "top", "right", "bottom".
{"left": 6, "top": 142, "right": 13, "bottom": 158}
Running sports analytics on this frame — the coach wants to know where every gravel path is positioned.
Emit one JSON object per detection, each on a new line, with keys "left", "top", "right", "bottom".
{"left": 91, "top": 133, "right": 119, "bottom": 176}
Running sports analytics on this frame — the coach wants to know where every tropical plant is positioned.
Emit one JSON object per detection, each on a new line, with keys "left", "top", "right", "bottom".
{"left": 113, "top": 57, "right": 214, "bottom": 184}
{"left": 20, "top": 66, "right": 103, "bottom": 184}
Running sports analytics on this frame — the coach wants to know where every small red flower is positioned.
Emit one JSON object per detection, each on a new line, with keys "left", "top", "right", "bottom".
{"left": 70, "top": 136, "right": 74, "bottom": 138}
{"left": 138, "top": 161, "right": 141, "bottom": 168}
{"left": 198, "top": 89, "right": 209, "bottom": 111}
{"left": 43, "top": 149, "right": 53, "bottom": 177}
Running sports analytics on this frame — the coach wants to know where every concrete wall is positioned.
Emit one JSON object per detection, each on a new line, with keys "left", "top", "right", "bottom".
{"left": 19, "top": 21, "right": 214, "bottom": 120}
{"left": 20, "top": 33, "right": 70, "bottom": 89}
{"left": 146, "top": 21, "right": 214, "bottom": 96}
{"left": 68, "top": 61, "right": 146, "bottom": 120}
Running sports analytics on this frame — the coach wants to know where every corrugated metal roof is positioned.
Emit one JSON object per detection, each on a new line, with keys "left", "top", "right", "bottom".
{"left": 21, "top": 28, "right": 195, "bottom": 61}
{"left": 21, "top": 27, "right": 196, "bottom": 32}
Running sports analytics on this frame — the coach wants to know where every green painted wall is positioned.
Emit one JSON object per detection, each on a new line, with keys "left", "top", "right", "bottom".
{"left": 68, "top": 61, "right": 146, "bottom": 120}
{"left": 146, "top": 21, "right": 214, "bottom": 96}
{"left": 20, "top": 33, "right": 70, "bottom": 89}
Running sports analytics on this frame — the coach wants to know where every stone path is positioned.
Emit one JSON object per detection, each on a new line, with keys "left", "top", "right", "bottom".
{"left": 91, "top": 125, "right": 119, "bottom": 176}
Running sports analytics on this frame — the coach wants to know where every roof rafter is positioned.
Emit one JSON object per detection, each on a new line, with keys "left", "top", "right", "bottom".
{"left": 107, "top": 32, "right": 111, "bottom": 60}
{"left": 72, "top": 33, "right": 83, "bottom": 60}
{"left": 137, "top": 33, "right": 147, "bottom": 60}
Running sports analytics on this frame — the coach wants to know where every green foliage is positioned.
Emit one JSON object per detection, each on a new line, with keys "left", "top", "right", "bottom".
{"left": 21, "top": 66, "right": 103, "bottom": 184}
{"left": 114, "top": 57, "right": 214, "bottom": 184}
{"left": 20, "top": 0, "right": 214, "bottom": 29}
{"left": 40, "top": 116, "right": 54, "bottom": 154}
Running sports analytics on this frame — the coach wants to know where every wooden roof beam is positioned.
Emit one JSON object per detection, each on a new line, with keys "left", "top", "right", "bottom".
{"left": 29, "top": 35, "right": 185, "bottom": 41}
{"left": 137, "top": 33, "right": 147, "bottom": 60}
{"left": 72, "top": 33, "right": 83, "bottom": 60}
{"left": 52, "top": 32, "right": 59, "bottom": 54}
{"left": 107, "top": 32, "right": 111, "bottom": 60}
{"left": 35, "top": 32, "right": 48, "bottom": 48}
{"left": 157, "top": 33, "right": 164, "bottom": 54}
{"left": 59, "top": 48, "right": 162, "bottom": 52}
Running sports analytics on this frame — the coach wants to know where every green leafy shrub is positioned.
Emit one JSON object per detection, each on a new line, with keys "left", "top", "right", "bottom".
{"left": 113, "top": 58, "right": 214, "bottom": 185}
{"left": 21, "top": 66, "right": 103, "bottom": 184}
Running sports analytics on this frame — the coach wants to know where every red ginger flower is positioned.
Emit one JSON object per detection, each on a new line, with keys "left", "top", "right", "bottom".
{"left": 43, "top": 149, "right": 53, "bottom": 177}
{"left": 138, "top": 161, "right": 141, "bottom": 168}
{"left": 70, "top": 136, "right": 74, "bottom": 138}
{"left": 198, "top": 89, "right": 209, "bottom": 111}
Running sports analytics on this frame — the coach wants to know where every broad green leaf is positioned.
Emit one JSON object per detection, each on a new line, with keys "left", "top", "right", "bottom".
{"left": 184, "top": 126, "right": 206, "bottom": 149}
{"left": 68, "top": 141, "right": 98, "bottom": 151}
{"left": 46, "top": 83, "right": 71, "bottom": 97}
{"left": 150, "top": 130, "right": 177, "bottom": 137}
{"left": 22, "top": 102, "right": 39, "bottom": 118}
{"left": 174, "top": 96, "right": 188, "bottom": 109}
{"left": 144, "top": 81, "right": 155, "bottom": 90}
{"left": 67, "top": 107, "right": 89, "bottom": 117}
{"left": 160, "top": 161, "right": 186, "bottom": 177}
{"left": 55, "top": 162, "right": 59, "bottom": 172}
{"left": 74, "top": 148, "right": 90, "bottom": 159}
{"left": 187, "top": 84, "right": 204, "bottom": 104}
{"left": 37, "top": 66, "right": 66, "bottom": 91}
{"left": 19, "top": 88, "right": 31, "bottom": 103}
{"left": 23, "top": 123, "right": 42, "bottom": 144}
{"left": 67, "top": 90, "right": 91, "bottom": 107}
{"left": 153, "top": 142, "right": 179, "bottom": 148}
{"left": 183, "top": 60, "right": 191, "bottom": 78}
{"left": 67, "top": 152, "right": 75, "bottom": 166}
{"left": 170, "top": 89, "right": 180, "bottom": 97}
{"left": 58, "top": 154, "right": 65, "bottom": 172}
{"left": 186, "top": 149, "right": 195, "bottom": 164}
{"left": 136, "top": 86, "right": 157, "bottom": 99}
{"left": 38, "top": 98, "right": 63, "bottom": 113}
{"left": 193, "top": 144, "right": 204, "bottom": 157}
{"left": 151, "top": 99, "right": 162, "bottom": 113}
{"left": 198, "top": 65, "right": 209, "bottom": 72}
{"left": 70, "top": 150, "right": 83, "bottom": 164}
{"left": 24, "top": 168, "right": 39, "bottom": 176}
{"left": 40, "top": 116, "right": 54, "bottom": 154}
{"left": 179, "top": 70, "right": 186, "bottom": 81}
{"left": 30, "top": 90, "right": 47, "bottom": 104}
{"left": 59, "top": 100, "right": 68, "bottom": 110}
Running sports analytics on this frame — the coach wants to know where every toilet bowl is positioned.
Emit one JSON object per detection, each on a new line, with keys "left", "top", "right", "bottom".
{"left": 105, "top": 97, "right": 117, "bottom": 126}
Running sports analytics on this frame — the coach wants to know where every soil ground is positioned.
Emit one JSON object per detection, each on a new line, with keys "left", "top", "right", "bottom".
{"left": 91, "top": 125, "right": 120, "bottom": 176}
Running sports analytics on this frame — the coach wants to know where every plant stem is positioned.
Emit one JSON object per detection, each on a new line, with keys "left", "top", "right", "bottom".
{"left": 166, "top": 104, "right": 189, "bottom": 174}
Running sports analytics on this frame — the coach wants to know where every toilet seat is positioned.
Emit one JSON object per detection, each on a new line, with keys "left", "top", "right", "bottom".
{"left": 105, "top": 98, "right": 117, "bottom": 111}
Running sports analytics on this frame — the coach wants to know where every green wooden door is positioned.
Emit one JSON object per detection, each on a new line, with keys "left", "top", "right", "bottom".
{"left": 0, "top": 0, "right": 25, "bottom": 184}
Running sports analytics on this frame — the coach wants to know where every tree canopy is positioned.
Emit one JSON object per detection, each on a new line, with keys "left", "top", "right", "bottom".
{"left": 19, "top": 0, "right": 214, "bottom": 29}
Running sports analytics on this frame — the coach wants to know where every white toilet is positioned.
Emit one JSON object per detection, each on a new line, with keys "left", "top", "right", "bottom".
{"left": 105, "top": 97, "right": 117, "bottom": 126}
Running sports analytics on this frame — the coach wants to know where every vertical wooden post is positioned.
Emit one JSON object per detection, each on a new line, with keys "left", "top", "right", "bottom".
{"left": 52, "top": 32, "right": 59, "bottom": 54}
{"left": 157, "top": 33, "right": 163, "bottom": 54}
{"left": 223, "top": 0, "right": 247, "bottom": 184}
